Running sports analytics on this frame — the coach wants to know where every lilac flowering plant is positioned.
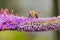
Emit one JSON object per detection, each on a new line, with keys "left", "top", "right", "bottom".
{"left": 0, "top": 8, "right": 60, "bottom": 32}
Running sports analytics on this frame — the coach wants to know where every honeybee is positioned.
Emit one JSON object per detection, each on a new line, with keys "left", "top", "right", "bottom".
{"left": 27, "top": 10, "right": 40, "bottom": 18}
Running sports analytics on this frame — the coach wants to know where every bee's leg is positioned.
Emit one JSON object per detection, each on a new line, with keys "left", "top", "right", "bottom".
{"left": 35, "top": 14, "right": 38, "bottom": 18}
{"left": 36, "top": 16, "right": 38, "bottom": 18}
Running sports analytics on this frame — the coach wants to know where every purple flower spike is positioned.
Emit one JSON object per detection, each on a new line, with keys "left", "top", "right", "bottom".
{"left": 0, "top": 8, "right": 60, "bottom": 32}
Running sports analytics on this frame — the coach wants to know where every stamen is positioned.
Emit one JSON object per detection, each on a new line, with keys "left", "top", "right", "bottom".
{"left": 3, "top": 8, "right": 9, "bottom": 17}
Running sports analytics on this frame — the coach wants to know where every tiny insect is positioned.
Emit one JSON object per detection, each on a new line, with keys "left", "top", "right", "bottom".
{"left": 27, "top": 10, "right": 40, "bottom": 18}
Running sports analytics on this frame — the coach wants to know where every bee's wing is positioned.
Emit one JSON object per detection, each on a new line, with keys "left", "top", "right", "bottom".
{"left": 37, "top": 12, "right": 40, "bottom": 14}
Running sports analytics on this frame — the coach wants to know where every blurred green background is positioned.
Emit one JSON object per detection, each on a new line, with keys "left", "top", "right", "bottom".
{"left": 0, "top": 0, "right": 60, "bottom": 40}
